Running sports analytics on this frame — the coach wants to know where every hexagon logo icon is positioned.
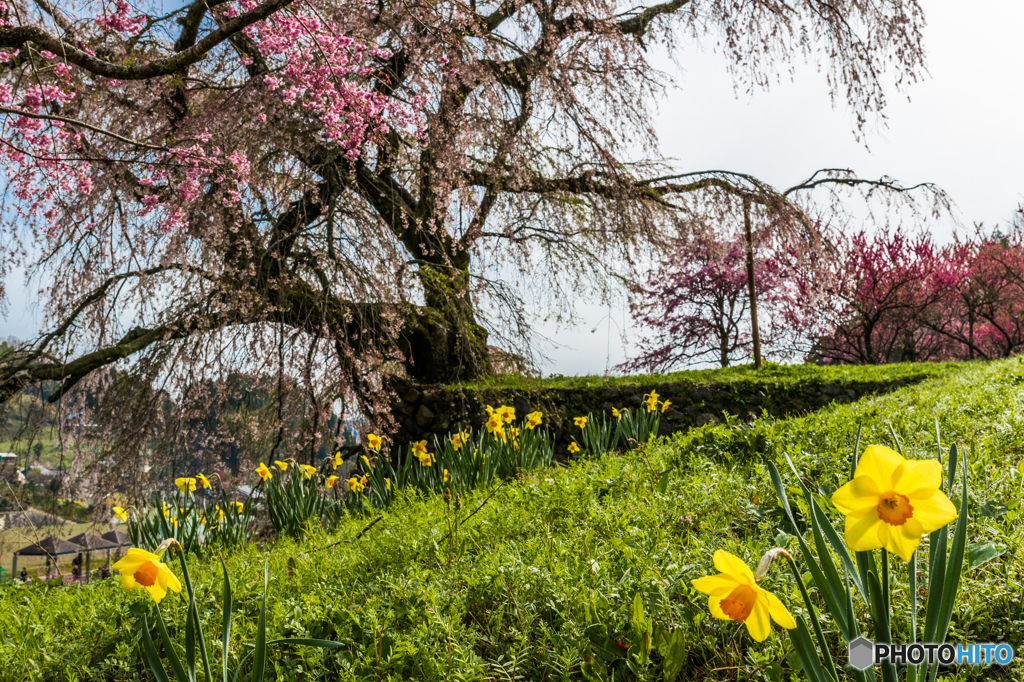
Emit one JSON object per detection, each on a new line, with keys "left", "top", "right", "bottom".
{"left": 848, "top": 637, "right": 875, "bottom": 671}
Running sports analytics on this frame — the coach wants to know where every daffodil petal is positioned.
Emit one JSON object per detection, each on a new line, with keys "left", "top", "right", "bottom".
{"left": 765, "top": 591, "right": 796, "bottom": 629}
{"left": 908, "top": 492, "right": 958, "bottom": 532}
{"left": 894, "top": 459, "right": 942, "bottom": 497}
{"left": 163, "top": 564, "right": 182, "bottom": 593}
{"left": 121, "top": 572, "right": 139, "bottom": 590}
{"left": 845, "top": 511, "right": 885, "bottom": 552}
{"left": 745, "top": 599, "right": 771, "bottom": 642}
{"left": 692, "top": 574, "right": 739, "bottom": 596}
{"left": 148, "top": 576, "right": 168, "bottom": 603}
{"left": 854, "top": 445, "right": 902, "bottom": 489}
{"left": 713, "top": 550, "right": 754, "bottom": 580}
{"left": 832, "top": 476, "right": 880, "bottom": 515}
{"left": 707, "top": 595, "right": 729, "bottom": 620}
{"left": 884, "top": 524, "right": 921, "bottom": 562}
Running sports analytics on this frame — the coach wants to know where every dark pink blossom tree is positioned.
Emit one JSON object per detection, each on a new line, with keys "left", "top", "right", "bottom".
{"left": 621, "top": 232, "right": 787, "bottom": 369}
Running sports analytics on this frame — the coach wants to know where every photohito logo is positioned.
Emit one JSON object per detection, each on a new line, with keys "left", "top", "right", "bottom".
{"left": 848, "top": 637, "right": 1014, "bottom": 670}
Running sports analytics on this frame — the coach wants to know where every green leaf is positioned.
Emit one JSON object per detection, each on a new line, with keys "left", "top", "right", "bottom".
{"left": 789, "top": 617, "right": 827, "bottom": 682}
{"left": 967, "top": 542, "right": 1004, "bottom": 570}
{"left": 660, "top": 628, "right": 688, "bottom": 682}
{"left": 140, "top": 615, "right": 173, "bottom": 682}
{"left": 866, "top": 570, "right": 897, "bottom": 682}
{"left": 221, "top": 559, "right": 232, "bottom": 682}
{"left": 250, "top": 564, "right": 268, "bottom": 682}
{"left": 155, "top": 606, "right": 189, "bottom": 682}
{"left": 656, "top": 470, "right": 670, "bottom": 494}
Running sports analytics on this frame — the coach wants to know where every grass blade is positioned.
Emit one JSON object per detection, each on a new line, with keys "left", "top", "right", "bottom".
{"left": 140, "top": 615, "right": 173, "bottom": 682}
{"left": 221, "top": 559, "right": 233, "bottom": 682}
{"left": 250, "top": 563, "right": 268, "bottom": 682}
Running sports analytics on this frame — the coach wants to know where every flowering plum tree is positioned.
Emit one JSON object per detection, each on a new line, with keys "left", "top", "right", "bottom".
{"left": 621, "top": 232, "right": 786, "bottom": 369}
{"left": 0, "top": 0, "right": 943, "bottom": 466}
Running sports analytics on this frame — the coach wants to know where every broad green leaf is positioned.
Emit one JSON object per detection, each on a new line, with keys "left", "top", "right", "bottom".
{"left": 967, "top": 542, "right": 1003, "bottom": 570}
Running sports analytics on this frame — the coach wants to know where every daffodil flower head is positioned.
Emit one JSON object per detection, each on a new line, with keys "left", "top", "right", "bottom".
{"left": 661, "top": 400, "right": 672, "bottom": 414}
{"left": 112, "top": 547, "right": 182, "bottom": 603}
{"left": 299, "top": 464, "right": 316, "bottom": 479}
{"left": 443, "top": 469, "right": 450, "bottom": 482}
{"left": 361, "top": 455, "right": 372, "bottom": 470}
{"left": 256, "top": 463, "right": 272, "bottom": 481}
{"left": 175, "top": 477, "right": 196, "bottom": 494}
{"left": 451, "top": 431, "right": 470, "bottom": 450}
{"left": 326, "top": 475, "right": 338, "bottom": 488}
{"left": 196, "top": 473, "right": 212, "bottom": 489}
{"left": 274, "top": 460, "right": 289, "bottom": 471}
{"left": 231, "top": 501, "right": 245, "bottom": 513}
{"left": 526, "top": 411, "right": 543, "bottom": 429}
{"left": 645, "top": 391, "right": 660, "bottom": 413}
{"left": 385, "top": 477, "right": 392, "bottom": 491}
{"left": 413, "top": 440, "right": 428, "bottom": 455}
{"left": 497, "top": 405, "right": 515, "bottom": 424}
{"left": 612, "top": 407, "right": 622, "bottom": 420}
{"left": 333, "top": 451, "right": 343, "bottom": 469}
{"left": 831, "top": 445, "right": 958, "bottom": 562}
{"left": 568, "top": 442, "right": 580, "bottom": 454}
{"left": 691, "top": 550, "right": 796, "bottom": 642}
{"left": 112, "top": 505, "right": 128, "bottom": 522}
{"left": 574, "top": 416, "right": 588, "bottom": 428}
{"left": 367, "top": 433, "right": 382, "bottom": 451}
{"left": 485, "top": 415, "right": 502, "bottom": 435}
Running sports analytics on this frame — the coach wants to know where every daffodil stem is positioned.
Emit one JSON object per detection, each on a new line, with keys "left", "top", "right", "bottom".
{"left": 784, "top": 554, "right": 840, "bottom": 682}
{"left": 881, "top": 549, "right": 890, "bottom": 619}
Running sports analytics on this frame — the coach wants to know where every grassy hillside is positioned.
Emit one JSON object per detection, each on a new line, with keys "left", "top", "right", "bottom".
{"left": 1, "top": 359, "right": 1021, "bottom": 681}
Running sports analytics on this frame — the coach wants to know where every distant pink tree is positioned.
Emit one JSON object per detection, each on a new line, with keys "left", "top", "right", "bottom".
{"left": 622, "top": 233, "right": 788, "bottom": 369}
{"left": 809, "top": 228, "right": 945, "bottom": 364}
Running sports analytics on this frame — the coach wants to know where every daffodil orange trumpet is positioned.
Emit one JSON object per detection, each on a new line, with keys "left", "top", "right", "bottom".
{"left": 831, "top": 445, "right": 958, "bottom": 562}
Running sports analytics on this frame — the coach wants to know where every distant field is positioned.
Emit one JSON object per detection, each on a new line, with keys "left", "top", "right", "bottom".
{"left": 0, "top": 519, "right": 123, "bottom": 578}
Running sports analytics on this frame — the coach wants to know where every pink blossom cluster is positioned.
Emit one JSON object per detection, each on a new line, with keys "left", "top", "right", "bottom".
{"left": 95, "top": 0, "right": 147, "bottom": 35}
{"left": 0, "top": 0, "right": 424, "bottom": 237}
{"left": 240, "top": 4, "right": 418, "bottom": 159}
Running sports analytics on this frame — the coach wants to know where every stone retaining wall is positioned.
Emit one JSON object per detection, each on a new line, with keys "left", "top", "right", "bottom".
{"left": 386, "top": 373, "right": 923, "bottom": 452}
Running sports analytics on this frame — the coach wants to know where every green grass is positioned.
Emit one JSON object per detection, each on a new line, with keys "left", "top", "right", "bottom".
{"left": 458, "top": 360, "right": 962, "bottom": 391}
{"left": 1, "top": 359, "right": 1022, "bottom": 682}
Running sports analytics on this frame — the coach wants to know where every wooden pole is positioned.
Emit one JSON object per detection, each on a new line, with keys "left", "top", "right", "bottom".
{"left": 743, "top": 197, "right": 762, "bottom": 369}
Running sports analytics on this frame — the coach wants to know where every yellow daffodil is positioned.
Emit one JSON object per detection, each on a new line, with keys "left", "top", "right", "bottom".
{"left": 526, "top": 411, "right": 543, "bottom": 429}
{"left": 831, "top": 445, "right": 958, "bottom": 562}
{"left": 413, "top": 440, "right": 428, "bottom": 456}
{"left": 196, "top": 473, "right": 212, "bottom": 489}
{"left": 175, "top": 477, "right": 196, "bottom": 494}
{"left": 385, "top": 477, "right": 392, "bottom": 491}
{"left": 256, "top": 463, "right": 272, "bottom": 481}
{"left": 361, "top": 455, "right": 372, "bottom": 470}
{"left": 168, "top": 515, "right": 179, "bottom": 528}
{"left": 162, "top": 502, "right": 171, "bottom": 518}
{"left": 661, "top": 400, "right": 672, "bottom": 413}
{"left": 347, "top": 475, "right": 368, "bottom": 493}
{"left": 612, "top": 407, "right": 623, "bottom": 420}
{"left": 326, "top": 475, "right": 339, "bottom": 489}
{"left": 416, "top": 450, "right": 435, "bottom": 467}
{"left": 113, "top": 505, "right": 128, "bottom": 522}
{"left": 451, "top": 431, "right": 470, "bottom": 450}
{"left": 231, "top": 501, "right": 245, "bottom": 513}
{"left": 299, "top": 464, "right": 316, "bottom": 479}
{"left": 497, "top": 405, "right": 515, "bottom": 424}
{"left": 333, "top": 450, "right": 343, "bottom": 469}
{"left": 485, "top": 404, "right": 495, "bottom": 416}
{"left": 112, "top": 548, "right": 182, "bottom": 603}
{"left": 214, "top": 506, "right": 225, "bottom": 522}
{"left": 443, "top": 469, "right": 450, "bottom": 482}
{"left": 692, "top": 550, "right": 796, "bottom": 642}
{"left": 485, "top": 414, "right": 502, "bottom": 434}
{"left": 198, "top": 515, "right": 207, "bottom": 526}
{"left": 645, "top": 391, "right": 660, "bottom": 413}
{"left": 574, "top": 416, "right": 588, "bottom": 428}
{"left": 568, "top": 442, "right": 580, "bottom": 454}
{"left": 274, "top": 460, "right": 289, "bottom": 471}
{"left": 367, "top": 433, "right": 382, "bottom": 451}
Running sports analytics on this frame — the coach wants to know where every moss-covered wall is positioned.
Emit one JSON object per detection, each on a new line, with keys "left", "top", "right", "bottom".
{"left": 386, "top": 369, "right": 941, "bottom": 452}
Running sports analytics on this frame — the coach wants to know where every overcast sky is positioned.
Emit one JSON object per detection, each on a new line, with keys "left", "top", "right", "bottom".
{"left": 535, "top": 0, "right": 1024, "bottom": 376}
{"left": 3, "top": 1, "right": 1022, "bottom": 378}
